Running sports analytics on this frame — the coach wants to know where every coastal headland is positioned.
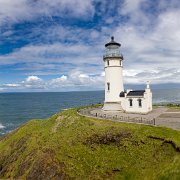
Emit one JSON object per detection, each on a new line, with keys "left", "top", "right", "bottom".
{"left": 0, "top": 105, "right": 180, "bottom": 179}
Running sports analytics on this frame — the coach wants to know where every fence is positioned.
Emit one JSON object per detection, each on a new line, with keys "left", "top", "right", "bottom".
{"left": 78, "top": 108, "right": 156, "bottom": 125}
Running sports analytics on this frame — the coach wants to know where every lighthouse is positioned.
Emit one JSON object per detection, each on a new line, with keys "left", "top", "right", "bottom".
{"left": 103, "top": 36, "right": 124, "bottom": 111}
{"left": 102, "top": 37, "right": 152, "bottom": 114}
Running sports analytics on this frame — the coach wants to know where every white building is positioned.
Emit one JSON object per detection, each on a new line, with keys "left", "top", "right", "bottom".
{"left": 103, "top": 37, "right": 152, "bottom": 114}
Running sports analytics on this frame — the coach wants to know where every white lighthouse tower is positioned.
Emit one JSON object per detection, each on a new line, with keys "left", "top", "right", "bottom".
{"left": 102, "top": 37, "right": 152, "bottom": 114}
{"left": 103, "top": 36, "right": 124, "bottom": 111}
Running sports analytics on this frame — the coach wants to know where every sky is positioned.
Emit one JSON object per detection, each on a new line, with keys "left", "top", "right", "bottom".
{"left": 0, "top": 0, "right": 180, "bottom": 92}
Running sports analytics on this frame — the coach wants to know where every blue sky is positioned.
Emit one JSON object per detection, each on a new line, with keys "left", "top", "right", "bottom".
{"left": 0, "top": 0, "right": 180, "bottom": 92}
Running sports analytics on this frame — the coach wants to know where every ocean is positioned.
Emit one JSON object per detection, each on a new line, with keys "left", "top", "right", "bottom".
{"left": 0, "top": 89, "right": 180, "bottom": 136}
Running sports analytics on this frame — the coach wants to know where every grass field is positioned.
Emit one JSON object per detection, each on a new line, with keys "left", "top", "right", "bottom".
{"left": 0, "top": 107, "right": 180, "bottom": 179}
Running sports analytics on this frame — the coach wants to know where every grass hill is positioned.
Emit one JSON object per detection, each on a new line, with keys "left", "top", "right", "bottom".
{"left": 0, "top": 107, "right": 180, "bottom": 179}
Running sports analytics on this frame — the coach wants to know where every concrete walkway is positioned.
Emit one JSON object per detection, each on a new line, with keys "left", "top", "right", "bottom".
{"left": 78, "top": 107, "right": 180, "bottom": 131}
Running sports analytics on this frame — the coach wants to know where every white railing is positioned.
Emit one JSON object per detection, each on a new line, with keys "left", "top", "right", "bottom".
{"left": 103, "top": 53, "right": 123, "bottom": 58}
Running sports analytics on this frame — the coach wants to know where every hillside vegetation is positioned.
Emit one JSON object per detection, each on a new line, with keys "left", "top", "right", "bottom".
{"left": 0, "top": 107, "right": 180, "bottom": 179}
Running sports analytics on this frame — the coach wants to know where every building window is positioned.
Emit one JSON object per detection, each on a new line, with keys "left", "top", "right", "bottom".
{"left": 129, "top": 99, "right": 133, "bottom": 107}
{"left": 138, "top": 99, "right": 142, "bottom": 107}
{"left": 107, "top": 60, "right": 110, "bottom": 66}
{"left": 120, "top": 61, "right": 121, "bottom": 66}
{"left": 107, "top": 82, "right": 110, "bottom": 91}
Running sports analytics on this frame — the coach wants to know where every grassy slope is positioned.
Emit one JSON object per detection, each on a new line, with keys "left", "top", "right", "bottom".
{"left": 0, "top": 108, "right": 180, "bottom": 179}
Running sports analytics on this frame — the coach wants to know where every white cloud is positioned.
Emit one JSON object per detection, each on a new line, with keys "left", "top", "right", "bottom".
{"left": 6, "top": 84, "right": 19, "bottom": 87}
{"left": 0, "top": 0, "right": 95, "bottom": 26}
{"left": 0, "top": 0, "right": 32, "bottom": 25}
{"left": 0, "top": 38, "right": 104, "bottom": 80}
{"left": 1, "top": 83, "right": 20, "bottom": 88}
{"left": 0, "top": 70, "right": 104, "bottom": 91}
{"left": 0, "top": 67, "right": 180, "bottom": 92}
{"left": 60, "top": 75, "right": 67, "bottom": 81}
{"left": 151, "top": 10, "right": 180, "bottom": 51}
{"left": 39, "top": 0, "right": 95, "bottom": 17}
{"left": 120, "top": 0, "right": 145, "bottom": 15}
{"left": 0, "top": 42, "right": 100, "bottom": 65}
{"left": 119, "top": 0, "right": 150, "bottom": 25}
{"left": 49, "top": 75, "right": 68, "bottom": 88}
{"left": 21, "top": 76, "right": 45, "bottom": 89}
{"left": 113, "top": 7, "right": 180, "bottom": 82}
{"left": 0, "top": 0, "right": 180, "bottom": 91}
{"left": 25, "top": 76, "right": 42, "bottom": 82}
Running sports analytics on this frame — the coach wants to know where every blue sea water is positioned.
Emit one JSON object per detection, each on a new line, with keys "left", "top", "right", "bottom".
{"left": 0, "top": 89, "right": 180, "bottom": 136}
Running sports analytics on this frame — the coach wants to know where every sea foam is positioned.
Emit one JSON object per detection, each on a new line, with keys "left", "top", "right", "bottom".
{"left": 0, "top": 123, "right": 5, "bottom": 129}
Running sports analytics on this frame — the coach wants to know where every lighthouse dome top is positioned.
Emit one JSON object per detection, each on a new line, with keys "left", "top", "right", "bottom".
{"left": 105, "top": 36, "right": 121, "bottom": 47}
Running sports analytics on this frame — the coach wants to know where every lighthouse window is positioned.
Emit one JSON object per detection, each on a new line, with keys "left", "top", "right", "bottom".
{"left": 107, "top": 60, "right": 110, "bottom": 66}
{"left": 138, "top": 99, "right": 142, "bottom": 107}
{"left": 107, "top": 82, "right": 110, "bottom": 91}
{"left": 129, "top": 99, "right": 133, "bottom": 107}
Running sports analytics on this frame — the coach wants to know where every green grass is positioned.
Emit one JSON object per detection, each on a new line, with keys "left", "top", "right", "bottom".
{"left": 153, "top": 103, "right": 180, "bottom": 109}
{"left": 0, "top": 108, "right": 180, "bottom": 179}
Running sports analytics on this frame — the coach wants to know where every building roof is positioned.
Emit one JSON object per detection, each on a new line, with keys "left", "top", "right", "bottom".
{"left": 105, "top": 36, "right": 121, "bottom": 47}
{"left": 127, "top": 90, "right": 145, "bottom": 97}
